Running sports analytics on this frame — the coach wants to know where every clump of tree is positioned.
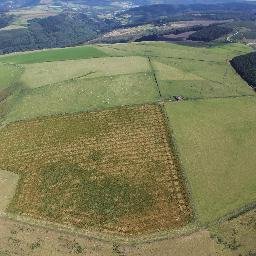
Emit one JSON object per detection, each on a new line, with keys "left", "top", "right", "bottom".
{"left": 188, "top": 25, "right": 233, "bottom": 42}
{"left": 231, "top": 52, "right": 256, "bottom": 90}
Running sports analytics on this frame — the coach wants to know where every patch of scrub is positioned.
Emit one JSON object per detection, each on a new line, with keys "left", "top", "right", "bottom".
{"left": 0, "top": 170, "right": 19, "bottom": 213}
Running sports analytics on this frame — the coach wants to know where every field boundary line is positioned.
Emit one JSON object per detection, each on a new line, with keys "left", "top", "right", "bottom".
{"left": 170, "top": 94, "right": 256, "bottom": 102}
{"left": 0, "top": 211, "right": 200, "bottom": 245}
{"left": 2, "top": 94, "right": 255, "bottom": 126}
{"left": 148, "top": 56, "right": 162, "bottom": 100}
{"left": 25, "top": 71, "right": 154, "bottom": 91}
{"left": 159, "top": 103, "right": 199, "bottom": 224}
{"left": 151, "top": 55, "right": 225, "bottom": 64}
{"left": 96, "top": 44, "right": 226, "bottom": 64}
{"left": 24, "top": 71, "right": 97, "bottom": 90}
{"left": 209, "top": 201, "right": 256, "bottom": 228}
{"left": 0, "top": 102, "right": 158, "bottom": 126}
{"left": 14, "top": 55, "right": 145, "bottom": 64}
{"left": 0, "top": 55, "right": 112, "bottom": 65}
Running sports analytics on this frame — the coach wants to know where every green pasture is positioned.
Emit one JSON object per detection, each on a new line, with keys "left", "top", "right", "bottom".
{"left": 152, "top": 57, "right": 254, "bottom": 99}
{"left": 0, "top": 46, "right": 107, "bottom": 64}
{"left": 99, "top": 42, "right": 252, "bottom": 62}
{"left": 165, "top": 97, "right": 256, "bottom": 224}
{"left": 0, "top": 63, "right": 23, "bottom": 90}
{"left": 4, "top": 73, "right": 158, "bottom": 123}
{"left": 0, "top": 42, "right": 254, "bottom": 125}
{"left": 20, "top": 56, "right": 150, "bottom": 88}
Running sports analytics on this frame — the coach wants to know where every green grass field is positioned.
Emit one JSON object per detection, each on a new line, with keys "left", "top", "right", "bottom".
{"left": 0, "top": 63, "right": 23, "bottom": 90}
{"left": 0, "top": 42, "right": 254, "bottom": 124}
{"left": 0, "top": 46, "right": 107, "bottom": 64}
{"left": 152, "top": 57, "right": 254, "bottom": 99}
{"left": 99, "top": 42, "right": 252, "bottom": 62}
{"left": 165, "top": 97, "right": 256, "bottom": 224}
{"left": 3, "top": 73, "right": 158, "bottom": 123}
{"left": 20, "top": 56, "right": 151, "bottom": 88}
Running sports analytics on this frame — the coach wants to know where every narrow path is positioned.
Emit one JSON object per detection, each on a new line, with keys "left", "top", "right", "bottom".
{"left": 0, "top": 214, "right": 218, "bottom": 256}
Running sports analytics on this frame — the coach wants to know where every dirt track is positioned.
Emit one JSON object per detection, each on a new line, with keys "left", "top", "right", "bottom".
{"left": 0, "top": 216, "right": 227, "bottom": 256}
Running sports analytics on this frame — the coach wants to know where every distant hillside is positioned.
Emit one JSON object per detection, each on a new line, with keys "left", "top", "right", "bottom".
{"left": 118, "top": 2, "right": 256, "bottom": 25}
{"left": 1, "top": 1, "right": 256, "bottom": 53}
{"left": 0, "top": 12, "right": 118, "bottom": 54}
{"left": 69, "top": 0, "right": 247, "bottom": 5}
{"left": 0, "top": 0, "right": 40, "bottom": 10}
{"left": 0, "top": 14, "right": 14, "bottom": 29}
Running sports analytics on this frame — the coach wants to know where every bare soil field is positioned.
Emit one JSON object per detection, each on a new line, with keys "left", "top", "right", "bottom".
{"left": 0, "top": 105, "right": 191, "bottom": 235}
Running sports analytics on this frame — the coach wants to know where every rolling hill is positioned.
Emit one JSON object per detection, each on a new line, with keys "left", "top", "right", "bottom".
{"left": 0, "top": 30, "right": 255, "bottom": 254}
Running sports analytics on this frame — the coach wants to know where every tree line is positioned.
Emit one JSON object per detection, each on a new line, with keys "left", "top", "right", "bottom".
{"left": 231, "top": 52, "right": 256, "bottom": 90}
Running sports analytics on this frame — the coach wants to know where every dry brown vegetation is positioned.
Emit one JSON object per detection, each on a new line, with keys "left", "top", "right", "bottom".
{"left": 0, "top": 216, "right": 223, "bottom": 256}
{"left": 0, "top": 105, "right": 191, "bottom": 235}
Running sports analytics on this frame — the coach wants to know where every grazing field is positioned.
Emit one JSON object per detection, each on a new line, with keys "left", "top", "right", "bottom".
{"left": 151, "top": 57, "right": 254, "bottom": 99}
{"left": 0, "top": 105, "right": 191, "bottom": 234}
{"left": 0, "top": 46, "right": 108, "bottom": 64}
{"left": 4, "top": 73, "right": 158, "bottom": 124}
{"left": 0, "top": 43, "right": 253, "bottom": 124}
{"left": 165, "top": 97, "right": 256, "bottom": 224}
{"left": 99, "top": 42, "right": 252, "bottom": 62}
{"left": 20, "top": 56, "right": 151, "bottom": 88}
{"left": 0, "top": 63, "right": 23, "bottom": 90}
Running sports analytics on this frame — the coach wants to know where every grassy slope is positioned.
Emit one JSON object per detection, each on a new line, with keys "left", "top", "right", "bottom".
{"left": 100, "top": 42, "right": 254, "bottom": 99}
{"left": 20, "top": 56, "right": 151, "bottom": 88}
{"left": 0, "top": 46, "right": 108, "bottom": 64}
{"left": 0, "top": 63, "right": 23, "bottom": 90}
{"left": 165, "top": 97, "right": 256, "bottom": 224}
{"left": 4, "top": 73, "right": 158, "bottom": 123}
{"left": 99, "top": 42, "right": 252, "bottom": 62}
{"left": 0, "top": 42, "right": 253, "bottom": 124}
{"left": 152, "top": 57, "right": 254, "bottom": 99}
